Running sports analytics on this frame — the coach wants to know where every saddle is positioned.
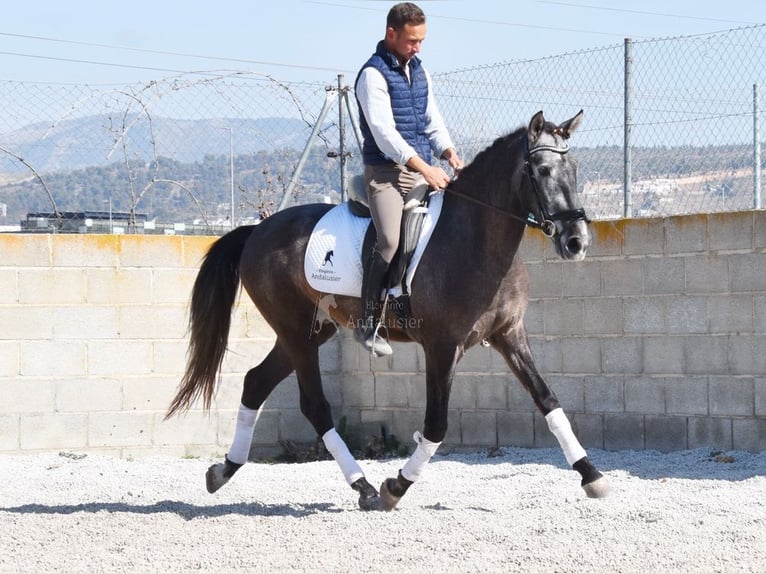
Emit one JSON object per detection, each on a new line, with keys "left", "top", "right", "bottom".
{"left": 347, "top": 174, "right": 432, "bottom": 315}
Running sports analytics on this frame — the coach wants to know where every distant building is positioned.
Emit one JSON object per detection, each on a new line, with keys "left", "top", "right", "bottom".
{"left": 21, "top": 211, "right": 147, "bottom": 234}
{"left": 19, "top": 211, "right": 241, "bottom": 236}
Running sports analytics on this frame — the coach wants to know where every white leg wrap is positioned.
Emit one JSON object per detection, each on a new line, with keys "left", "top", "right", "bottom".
{"left": 401, "top": 431, "right": 441, "bottom": 483}
{"left": 227, "top": 403, "right": 260, "bottom": 465}
{"left": 322, "top": 428, "right": 364, "bottom": 485}
{"left": 545, "top": 408, "right": 587, "bottom": 466}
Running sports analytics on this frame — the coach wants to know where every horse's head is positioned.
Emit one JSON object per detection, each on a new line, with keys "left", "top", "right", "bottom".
{"left": 523, "top": 110, "right": 590, "bottom": 261}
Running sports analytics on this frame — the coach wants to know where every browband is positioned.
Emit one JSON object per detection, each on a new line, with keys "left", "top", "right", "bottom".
{"left": 528, "top": 143, "right": 569, "bottom": 155}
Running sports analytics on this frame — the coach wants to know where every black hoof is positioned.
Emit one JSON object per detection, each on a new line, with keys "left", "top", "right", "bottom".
{"left": 205, "top": 463, "right": 228, "bottom": 494}
{"left": 379, "top": 472, "right": 413, "bottom": 511}
{"left": 205, "top": 457, "right": 243, "bottom": 494}
{"left": 351, "top": 477, "right": 382, "bottom": 511}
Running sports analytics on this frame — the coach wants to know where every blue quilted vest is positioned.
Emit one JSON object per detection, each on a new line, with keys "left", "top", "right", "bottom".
{"left": 356, "top": 41, "right": 432, "bottom": 166}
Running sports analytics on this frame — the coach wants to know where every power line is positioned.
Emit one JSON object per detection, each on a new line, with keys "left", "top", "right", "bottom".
{"left": 311, "top": 0, "right": 763, "bottom": 38}
{"left": 309, "top": 0, "right": 623, "bottom": 37}
{"left": 0, "top": 49, "right": 191, "bottom": 76}
{"left": 0, "top": 31, "right": 352, "bottom": 75}
{"left": 1, "top": 2, "right": 761, "bottom": 79}
{"left": 536, "top": 1, "right": 762, "bottom": 26}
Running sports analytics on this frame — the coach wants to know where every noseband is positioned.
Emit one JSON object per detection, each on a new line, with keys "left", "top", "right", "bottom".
{"left": 524, "top": 141, "right": 589, "bottom": 237}
{"left": 444, "top": 137, "right": 589, "bottom": 236}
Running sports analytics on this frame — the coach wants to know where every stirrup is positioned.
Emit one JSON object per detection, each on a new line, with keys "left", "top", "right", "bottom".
{"left": 355, "top": 324, "right": 393, "bottom": 357}
{"left": 368, "top": 326, "right": 393, "bottom": 357}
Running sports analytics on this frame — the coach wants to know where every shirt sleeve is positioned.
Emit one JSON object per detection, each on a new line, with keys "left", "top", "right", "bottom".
{"left": 356, "top": 67, "right": 418, "bottom": 165}
{"left": 423, "top": 70, "right": 456, "bottom": 160}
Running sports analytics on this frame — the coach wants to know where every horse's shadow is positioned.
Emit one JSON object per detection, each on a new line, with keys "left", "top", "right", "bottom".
{"left": 0, "top": 500, "right": 343, "bottom": 520}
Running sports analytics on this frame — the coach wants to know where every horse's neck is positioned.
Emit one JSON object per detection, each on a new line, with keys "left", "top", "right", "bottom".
{"left": 440, "top": 191, "right": 526, "bottom": 269}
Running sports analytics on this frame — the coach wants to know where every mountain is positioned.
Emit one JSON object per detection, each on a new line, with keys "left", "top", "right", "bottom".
{"left": 0, "top": 114, "right": 760, "bottom": 227}
{"left": 0, "top": 115, "right": 313, "bottom": 174}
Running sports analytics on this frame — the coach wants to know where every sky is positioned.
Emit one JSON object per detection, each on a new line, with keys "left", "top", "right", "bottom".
{"left": 0, "top": 0, "right": 764, "bottom": 87}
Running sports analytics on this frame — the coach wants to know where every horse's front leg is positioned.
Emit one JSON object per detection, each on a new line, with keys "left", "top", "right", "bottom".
{"left": 490, "top": 329, "right": 611, "bottom": 498}
{"left": 380, "top": 343, "right": 458, "bottom": 510}
{"left": 321, "top": 427, "right": 381, "bottom": 511}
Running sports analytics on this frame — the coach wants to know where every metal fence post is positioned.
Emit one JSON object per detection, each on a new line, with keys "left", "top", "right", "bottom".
{"left": 624, "top": 38, "right": 633, "bottom": 218}
{"left": 754, "top": 83, "right": 762, "bottom": 209}
{"left": 277, "top": 86, "right": 338, "bottom": 211}
{"left": 343, "top": 89, "right": 364, "bottom": 155}
{"left": 338, "top": 74, "right": 348, "bottom": 202}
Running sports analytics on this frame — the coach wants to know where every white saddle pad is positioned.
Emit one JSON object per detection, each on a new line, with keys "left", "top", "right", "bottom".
{"left": 304, "top": 191, "right": 444, "bottom": 297}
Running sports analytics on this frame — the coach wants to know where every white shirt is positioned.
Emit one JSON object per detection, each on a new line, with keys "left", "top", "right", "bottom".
{"left": 355, "top": 63, "right": 455, "bottom": 166}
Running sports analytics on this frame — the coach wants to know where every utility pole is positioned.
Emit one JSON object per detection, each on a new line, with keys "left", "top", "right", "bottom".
{"left": 338, "top": 75, "right": 348, "bottom": 202}
{"left": 228, "top": 127, "right": 235, "bottom": 226}
{"left": 278, "top": 78, "right": 362, "bottom": 210}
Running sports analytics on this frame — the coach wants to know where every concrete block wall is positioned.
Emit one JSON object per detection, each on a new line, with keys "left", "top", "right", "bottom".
{"left": 0, "top": 234, "right": 278, "bottom": 458}
{"left": 2, "top": 210, "right": 765, "bottom": 457}
{"left": 341, "top": 211, "right": 766, "bottom": 453}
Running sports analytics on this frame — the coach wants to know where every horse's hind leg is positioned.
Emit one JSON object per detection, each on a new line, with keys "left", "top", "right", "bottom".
{"left": 490, "top": 329, "right": 611, "bottom": 498}
{"left": 206, "top": 339, "right": 296, "bottom": 494}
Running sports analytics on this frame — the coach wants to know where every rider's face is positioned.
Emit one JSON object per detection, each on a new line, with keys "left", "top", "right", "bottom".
{"left": 386, "top": 23, "right": 426, "bottom": 64}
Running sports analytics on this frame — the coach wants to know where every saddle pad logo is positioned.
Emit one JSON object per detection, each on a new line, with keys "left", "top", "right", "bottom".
{"left": 304, "top": 203, "right": 369, "bottom": 297}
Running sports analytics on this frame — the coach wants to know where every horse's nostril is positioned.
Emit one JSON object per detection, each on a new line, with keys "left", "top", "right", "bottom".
{"left": 567, "top": 236, "right": 583, "bottom": 254}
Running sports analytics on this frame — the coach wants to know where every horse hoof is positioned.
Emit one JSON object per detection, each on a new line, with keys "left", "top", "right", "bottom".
{"left": 359, "top": 492, "right": 382, "bottom": 511}
{"left": 350, "top": 477, "right": 382, "bottom": 511}
{"left": 205, "top": 463, "right": 230, "bottom": 494}
{"left": 380, "top": 478, "right": 402, "bottom": 511}
{"left": 582, "top": 476, "right": 611, "bottom": 499}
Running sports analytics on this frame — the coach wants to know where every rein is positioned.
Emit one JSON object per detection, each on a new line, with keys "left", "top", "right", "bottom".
{"left": 444, "top": 138, "right": 589, "bottom": 237}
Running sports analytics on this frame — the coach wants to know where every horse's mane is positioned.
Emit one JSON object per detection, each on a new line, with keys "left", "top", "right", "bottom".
{"left": 449, "top": 125, "right": 527, "bottom": 189}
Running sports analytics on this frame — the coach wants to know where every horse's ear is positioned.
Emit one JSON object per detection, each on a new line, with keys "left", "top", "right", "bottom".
{"left": 557, "top": 110, "right": 584, "bottom": 139}
{"left": 528, "top": 110, "right": 545, "bottom": 144}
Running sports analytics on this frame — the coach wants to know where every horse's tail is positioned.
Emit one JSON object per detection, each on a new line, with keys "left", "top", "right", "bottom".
{"left": 165, "top": 225, "right": 256, "bottom": 419}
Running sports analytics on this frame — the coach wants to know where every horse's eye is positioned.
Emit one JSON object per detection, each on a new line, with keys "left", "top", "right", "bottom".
{"left": 537, "top": 166, "right": 551, "bottom": 177}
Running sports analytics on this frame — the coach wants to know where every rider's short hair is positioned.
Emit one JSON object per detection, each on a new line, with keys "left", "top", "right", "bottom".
{"left": 387, "top": 2, "right": 426, "bottom": 30}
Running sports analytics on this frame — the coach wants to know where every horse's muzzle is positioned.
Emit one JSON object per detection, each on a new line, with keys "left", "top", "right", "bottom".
{"left": 557, "top": 219, "right": 590, "bottom": 261}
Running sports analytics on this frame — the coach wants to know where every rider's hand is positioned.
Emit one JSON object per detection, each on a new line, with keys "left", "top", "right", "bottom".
{"left": 442, "top": 148, "right": 464, "bottom": 178}
{"left": 406, "top": 153, "right": 454, "bottom": 189}
{"left": 422, "top": 164, "right": 452, "bottom": 190}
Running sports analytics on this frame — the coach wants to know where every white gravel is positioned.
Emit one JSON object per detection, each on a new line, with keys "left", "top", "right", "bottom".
{"left": 1, "top": 447, "right": 765, "bottom": 573}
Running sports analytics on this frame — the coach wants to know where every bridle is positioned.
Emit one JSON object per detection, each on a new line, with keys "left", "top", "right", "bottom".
{"left": 524, "top": 140, "right": 589, "bottom": 237}
{"left": 444, "top": 136, "right": 590, "bottom": 238}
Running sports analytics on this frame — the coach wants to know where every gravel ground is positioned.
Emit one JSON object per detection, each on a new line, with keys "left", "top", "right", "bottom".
{"left": 1, "top": 447, "right": 765, "bottom": 573}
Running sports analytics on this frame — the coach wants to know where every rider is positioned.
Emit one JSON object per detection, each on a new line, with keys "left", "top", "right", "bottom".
{"left": 354, "top": 2, "right": 463, "bottom": 356}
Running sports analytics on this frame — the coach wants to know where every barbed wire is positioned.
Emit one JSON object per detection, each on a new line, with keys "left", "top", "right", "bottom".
{"left": 1, "top": 24, "right": 765, "bottom": 232}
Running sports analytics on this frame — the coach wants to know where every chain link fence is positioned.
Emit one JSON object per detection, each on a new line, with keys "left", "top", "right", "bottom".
{"left": 437, "top": 24, "right": 766, "bottom": 220}
{"left": 1, "top": 25, "right": 765, "bottom": 233}
{"left": 0, "top": 72, "right": 349, "bottom": 232}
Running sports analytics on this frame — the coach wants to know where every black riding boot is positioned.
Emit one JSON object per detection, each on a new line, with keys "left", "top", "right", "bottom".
{"left": 355, "top": 249, "right": 393, "bottom": 357}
